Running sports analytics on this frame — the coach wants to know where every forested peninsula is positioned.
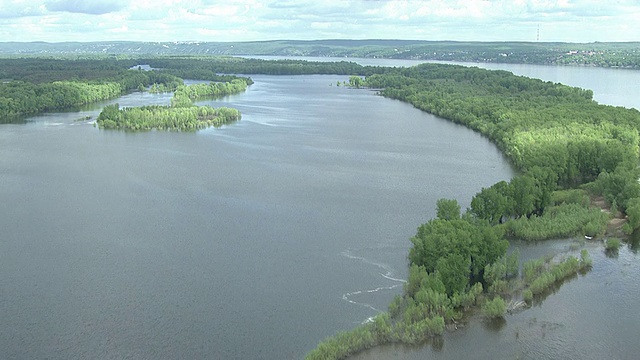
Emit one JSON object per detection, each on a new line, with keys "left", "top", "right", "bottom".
{"left": 306, "top": 65, "right": 640, "bottom": 359}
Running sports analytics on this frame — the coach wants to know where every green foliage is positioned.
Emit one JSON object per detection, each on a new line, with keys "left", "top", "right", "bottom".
{"left": 435, "top": 253, "right": 471, "bottom": 296}
{"left": 482, "top": 297, "right": 506, "bottom": 318}
{"left": 580, "top": 249, "right": 593, "bottom": 267}
{"left": 0, "top": 59, "right": 184, "bottom": 117}
{"left": 304, "top": 322, "right": 379, "bottom": 360}
{"left": 523, "top": 258, "right": 547, "bottom": 283}
{"left": 96, "top": 80, "right": 247, "bottom": 131}
{"left": 525, "top": 255, "right": 587, "bottom": 296}
{"left": 470, "top": 181, "right": 512, "bottom": 225}
{"left": 405, "top": 264, "right": 429, "bottom": 298}
{"left": 624, "top": 198, "right": 640, "bottom": 232}
{"left": 142, "top": 56, "right": 378, "bottom": 77}
{"left": 436, "top": 198, "right": 461, "bottom": 221}
{"left": 172, "top": 79, "right": 250, "bottom": 100}
{"left": 484, "top": 251, "right": 519, "bottom": 295}
{"left": 551, "top": 189, "right": 590, "bottom": 207}
{"left": 484, "top": 259, "right": 507, "bottom": 287}
{"left": 605, "top": 238, "right": 621, "bottom": 251}
{"left": 364, "top": 63, "right": 640, "bottom": 190}
{"left": 409, "top": 218, "right": 508, "bottom": 282}
{"left": 96, "top": 103, "right": 241, "bottom": 131}
{"left": 305, "top": 62, "right": 631, "bottom": 359}
{"left": 388, "top": 295, "right": 403, "bottom": 318}
{"left": 505, "top": 203, "right": 608, "bottom": 241}
{"left": 450, "top": 283, "right": 482, "bottom": 309}
{"left": 348, "top": 76, "right": 364, "bottom": 88}
{"left": 506, "top": 250, "right": 520, "bottom": 277}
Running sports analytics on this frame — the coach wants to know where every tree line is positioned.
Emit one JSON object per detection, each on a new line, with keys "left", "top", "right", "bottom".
{"left": 363, "top": 64, "right": 640, "bottom": 215}
{"left": 0, "top": 57, "right": 256, "bottom": 118}
{"left": 0, "top": 69, "right": 183, "bottom": 118}
{"left": 0, "top": 56, "right": 383, "bottom": 119}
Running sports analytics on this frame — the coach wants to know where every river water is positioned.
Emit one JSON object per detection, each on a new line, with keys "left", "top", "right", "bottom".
{"left": 1, "top": 59, "right": 638, "bottom": 360}
{"left": 0, "top": 74, "right": 512, "bottom": 359}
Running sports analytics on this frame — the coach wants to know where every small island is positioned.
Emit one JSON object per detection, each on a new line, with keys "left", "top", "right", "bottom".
{"left": 96, "top": 79, "right": 249, "bottom": 131}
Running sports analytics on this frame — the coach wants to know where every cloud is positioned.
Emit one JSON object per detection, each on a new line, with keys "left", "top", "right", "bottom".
{"left": 45, "top": 0, "right": 127, "bottom": 15}
{"left": 0, "top": 1, "right": 46, "bottom": 18}
{"left": 0, "top": 0, "right": 639, "bottom": 42}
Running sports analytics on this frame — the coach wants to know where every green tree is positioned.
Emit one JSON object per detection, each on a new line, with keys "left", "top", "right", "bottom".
{"left": 349, "top": 76, "right": 364, "bottom": 88}
{"left": 625, "top": 197, "right": 640, "bottom": 232}
{"left": 470, "top": 181, "right": 511, "bottom": 225}
{"left": 482, "top": 297, "right": 506, "bottom": 318}
{"left": 436, "top": 253, "right": 471, "bottom": 296}
{"left": 509, "top": 175, "right": 537, "bottom": 218}
{"left": 436, "top": 198, "right": 461, "bottom": 221}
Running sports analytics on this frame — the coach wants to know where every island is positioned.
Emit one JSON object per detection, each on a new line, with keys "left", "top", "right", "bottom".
{"left": 96, "top": 79, "right": 249, "bottom": 131}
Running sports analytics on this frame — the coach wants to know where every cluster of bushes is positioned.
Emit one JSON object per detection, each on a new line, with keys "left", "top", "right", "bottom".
{"left": 169, "top": 79, "right": 250, "bottom": 107}
{"left": 148, "top": 82, "right": 178, "bottom": 94}
{"left": 96, "top": 103, "right": 240, "bottom": 131}
{"left": 482, "top": 297, "right": 507, "bottom": 319}
{"left": 304, "top": 311, "right": 445, "bottom": 360}
{"left": 483, "top": 251, "right": 520, "bottom": 294}
{"left": 505, "top": 203, "right": 608, "bottom": 240}
{"left": 522, "top": 249, "right": 592, "bottom": 301}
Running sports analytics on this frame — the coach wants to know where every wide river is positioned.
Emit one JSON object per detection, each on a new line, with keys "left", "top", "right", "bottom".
{"left": 0, "top": 58, "right": 638, "bottom": 359}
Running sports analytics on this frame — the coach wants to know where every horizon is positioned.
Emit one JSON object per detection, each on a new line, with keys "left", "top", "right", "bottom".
{"left": 1, "top": 1, "right": 639, "bottom": 43}
{"left": 3, "top": 39, "right": 640, "bottom": 45}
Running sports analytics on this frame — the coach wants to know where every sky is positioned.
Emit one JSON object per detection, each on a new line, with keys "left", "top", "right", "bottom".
{"left": 0, "top": 0, "right": 639, "bottom": 43}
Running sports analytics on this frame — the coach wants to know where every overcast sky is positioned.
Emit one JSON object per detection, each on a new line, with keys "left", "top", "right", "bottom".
{"left": 1, "top": 0, "right": 638, "bottom": 43}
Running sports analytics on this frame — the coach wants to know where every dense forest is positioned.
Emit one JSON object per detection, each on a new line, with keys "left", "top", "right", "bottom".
{"left": 0, "top": 57, "right": 259, "bottom": 119}
{"left": 0, "top": 57, "right": 381, "bottom": 120}
{"left": 2, "top": 40, "right": 639, "bottom": 68}
{"left": 0, "top": 58, "right": 182, "bottom": 118}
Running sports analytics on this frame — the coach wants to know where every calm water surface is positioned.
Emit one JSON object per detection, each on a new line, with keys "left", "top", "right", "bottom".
{"left": 0, "top": 74, "right": 513, "bottom": 359}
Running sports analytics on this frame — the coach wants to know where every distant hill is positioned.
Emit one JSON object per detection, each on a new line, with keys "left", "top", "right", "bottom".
{"left": 1, "top": 40, "right": 639, "bottom": 68}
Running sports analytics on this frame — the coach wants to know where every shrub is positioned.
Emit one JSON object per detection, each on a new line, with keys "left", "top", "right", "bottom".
{"left": 482, "top": 297, "right": 506, "bottom": 319}
{"left": 580, "top": 249, "right": 592, "bottom": 267}
{"left": 605, "top": 238, "right": 621, "bottom": 251}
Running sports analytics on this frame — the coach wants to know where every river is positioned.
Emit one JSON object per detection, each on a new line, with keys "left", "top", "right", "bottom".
{"left": 0, "top": 59, "right": 637, "bottom": 360}
{"left": 0, "top": 74, "right": 512, "bottom": 359}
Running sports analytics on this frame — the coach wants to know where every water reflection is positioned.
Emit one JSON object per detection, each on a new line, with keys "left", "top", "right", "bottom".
{"left": 482, "top": 317, "right": 507, "bottom": 332}
{"left": 627, "top": 230, "right": 640, "bottom": 252}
